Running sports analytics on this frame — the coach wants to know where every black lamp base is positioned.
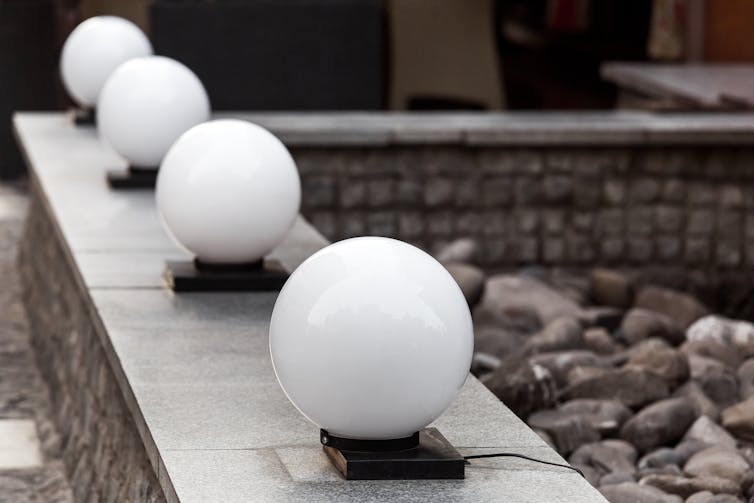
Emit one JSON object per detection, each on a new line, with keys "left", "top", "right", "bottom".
{"left": 164, "top": 258, "right": 289, "bottom": 292}
{"left": 72, "top": 107, "right": 95, "bottom": 126}
{"left": 321, "top": 428, "right": 465, "bottom": 480}
{"left": 106, "top": 166, "right": 158, "bottom": 189}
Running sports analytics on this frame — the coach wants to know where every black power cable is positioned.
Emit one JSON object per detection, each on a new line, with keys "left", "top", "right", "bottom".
{"left": 464, "top": 452, "right": 585, "bottom": 478}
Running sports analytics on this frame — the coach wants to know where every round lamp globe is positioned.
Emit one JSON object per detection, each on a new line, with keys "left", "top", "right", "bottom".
{"left": 156, "top": 119, "right": 301, "bottom": 264}
{"left": 269, "top": 237, "right": 473, "bottom": 440}
{"left": 60, "top": 16, "right": 153, "bottom": 108}
{"left": 97, "top": 56, "right": 210, "bottom": 168}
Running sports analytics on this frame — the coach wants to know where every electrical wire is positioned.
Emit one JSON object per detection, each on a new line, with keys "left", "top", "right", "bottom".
{"left": 463, "top": 452, "right": 585, "bottom": 478}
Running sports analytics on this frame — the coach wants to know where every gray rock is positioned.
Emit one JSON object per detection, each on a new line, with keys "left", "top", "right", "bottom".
{"left": 435, "top": 237, "right": 478, "bottom": 264}
{"left": 532, "top": 428, "right": 555, "bottom": 450}
{"left": 566, "top": 366, "right": 670, "bottom": 408}
{"left": 738, "top": 358, "right": 754, "bottom": 400}
{"left": 684, "top": 446, "right": 750, "bottom": 483}
{"left": 639, "top": 474, "right": 739, "bottom": 499}
{"left": 722, "top": 396, "right": 754, "bottom": 442}
{"left": 627, "top": 346, "right": 689, "bottom": 389}
{"left": 689, "top": 355, "right": 739, "bottom": 407}
{"left": 443, "top": 262, "right": 485, "bottom": 307}
{"left": 569, "top": 440, "right": 636, "bottom": 473}
{"left": 567, "top": 365, "right": 609, "bottom": 387}
{"left": 681, "top": 339, "right": 741, "bottom": 370}
{"left": 584, "top": 327, "right": 624, "bottom": 355}
{"left": 600, "top": 482, "right": 683, "bottom": 503}
{"left": 590, "top": 268, "right": 633, "bottom": 309}
{"left": 482, "top": 356, "right": 557, "bottom": 417}
{"left": 686, "top": 492, "right": 740, "bottom": 503}
{"left": 620, "top": 308, "right": 685, "bottom": 346}
{"left": 577, "top": 463, "right": 603, "bottom": 487}
{"left": 472, "top": 304, "right": 541, "bottom": 335}
{"left": 480, "top": 274, "right": 582, "bottom": 326}
{"left": 639, "top": 448, "right": 682, "bottom": 470}
{"left": 527, "top": 409, "right": 600, "bottom": 455}
{"left": 673, "top": 440, "right": 710, "bottom": 466}
{"left": 620, "top": 398, "right": 696, "bottom": 453}
{"left": 687, "top": 315, "right": 754, "bottom": 358}
{"left": 579, "top": 306, "right": 625, "bottom": 332}
{"left": 529, "top": 350, "right": 603, "bottom": 388}
{"left": 470, "top": 352, "right": 501, "bottom": 374}
{"left": 682, "top": 416, "right": 736, "bottom": 450}
{"left": 473, "top": 325, "right": 526, "bottom": 359}
{"left": 635, "top": 285, "right": 709, "bottom": 330}
{"left": 673, "top": 381, "right": 720, "bottom": 422}
{"left": 559, "top": 399, "right": 633, "bottom": 435}
{"left": 600, "top": 472, "right": 635, "bottom": 486}
{"left": 525, "top": 316, "right": 585, "bottom": 354}
{"left": 637, "top": 465, "right": 685, "bottom": 479}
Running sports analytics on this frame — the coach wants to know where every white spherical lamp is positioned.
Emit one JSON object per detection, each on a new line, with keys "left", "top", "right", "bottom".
{"left": 60, "top": 16, "right": 153, "bottom": 108}
{"left": 97, "top": 56, "right": 210, "bottom": 168}
{"left": 269, "top": 237, "right": 473, "bottom": 443}
{"left": 156, "top": 119, "right": 301, "bottom": 265}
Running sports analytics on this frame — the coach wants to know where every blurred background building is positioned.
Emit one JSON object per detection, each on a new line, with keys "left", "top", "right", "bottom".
{"left": 3, "top": 0, "right": 754, "bottom": 178}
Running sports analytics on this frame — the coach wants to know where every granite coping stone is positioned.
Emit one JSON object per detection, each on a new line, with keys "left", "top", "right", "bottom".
{"left": 13, "top": 112, "right": 606, "bottom": 502}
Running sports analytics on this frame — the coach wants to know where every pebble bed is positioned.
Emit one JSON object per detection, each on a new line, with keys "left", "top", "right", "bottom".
{"left": 439, "top": 237, "right": 754, "bottom": 503}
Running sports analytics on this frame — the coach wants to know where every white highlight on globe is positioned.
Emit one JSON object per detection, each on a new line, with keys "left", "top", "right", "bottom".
{"left": 269, "top": 237, "right": 473, "bottom": 440}
{"left": 97, "top": 56, "right": 210, "bottom": 168}
{"left": 60, "top": 16, "right": 153, "bottom": 107}
{"left": 156, "top": 119, "right": 301, "bottom": 264}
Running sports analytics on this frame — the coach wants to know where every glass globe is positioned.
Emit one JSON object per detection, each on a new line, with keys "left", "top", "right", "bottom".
{"left": 97, "top": 56, "right": 210, "bottom": 168}
{"left": 60, "top": 16, "right": 153, "bottom": 107}
{"left": 156, "top": 119, "right": 301, "bottom": 264}
{"left": 269, "top": 237, "right": 473, "bottom": 440}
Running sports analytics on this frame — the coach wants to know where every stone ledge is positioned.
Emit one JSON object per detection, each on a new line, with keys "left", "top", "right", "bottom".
{"left": 220, "top": 111, "right": 754, "bottom": 147}
{"left": 13, "top": 113, "right": 606, "bottom": 502}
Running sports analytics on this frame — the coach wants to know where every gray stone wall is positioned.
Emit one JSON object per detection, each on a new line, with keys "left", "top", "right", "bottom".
{"left": 19, "top": 194, "right": 165, "bottom": 503}
{"left": 295, "top": 146, "right": 754, "bottom": 311}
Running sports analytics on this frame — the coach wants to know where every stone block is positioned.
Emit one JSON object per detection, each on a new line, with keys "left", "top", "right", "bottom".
{"left": 481, "top": 177, "right": 512, "bottom": 207}
{"left": 543, "top": 210, "right": 565, "bottom": 235}
{"left": 572, "top": 212, "right": 594, "bottom": 233}
{"left": 516, "top": 210, "right": 539, "bottom": 233}
{"left": 542, "top": 175, "right": 573, "bottom": 203}
{"left": 340, "top": 212, "right": 366, "bottom": 236}
{"left": 364, "top": 179, "right": 392, "bottom": 208}
{"left": 481, "top": 211, "right": 507, "bottom": 236}
{"left": 716, "top": 211, "right": 742, "bottom": 238}
{"left": 662, "top": 178, "right": 686, "bottom": 203}
{"left": 656, "top": 237, "right": 681, "bottom": 261}
{"left": 424, "top": 178, "right": 454, "bottom": 207}
{"left": 656, "top": 206, "right": 683, "bottom": 233}
{"left": 627, "top": 207, "right": 653, "bottom": 235}
{"left": 567, "top": 234, "right": 596, "bottom": 264}
{"left": 366, "top": 211, "right": 395, "bottom": 236}
{"left": 603, "top": 179, "right": 626, "bottom": 205}
{"left": 455, "top": 178, "right": 480, "bottom": 207}
{"left": 688, "top": 183, "right": 717, "bottom": 205}
{"left": 543, "top": 238, "right": 565, "bottom": 263}
{"left": 720, "top": 185, "right": 744, "bottom": 208}
{"left": 454, "top": 212, "right": 483, "bottom": 235}
{"left": 394, "top": 179, "right": 422, "bottom": 206}
{"left": 627, "top": 238, "right": 653, "bottom": 262}
{"left": 629, "top": 178, "right": 661, "bottom": 203}
{"left": 513, "top": 176, "right": 540, "bottom": 205}
{"left": 302, "top": 175, "right": 336, "bottom": 208}
{"left": 685, "top": 238, "right": 711, "bottom": 265}
{"left": 338, "top": 179, "right": 366, "bottom": 208}
{"left": 687, "top": 210, "right": 714, "bottom": 235}
{"left": 398, "top": 212, "right": 424, "bottom": 238}
{"left": 427, "top": 211, "right": 453, "bottom": 236}
{"left": 597, "top": 209, "right": 624, "bottom": 236}
{"left": 716, "top": 241, "right": 742, "bottom": 268}
{"left": 601, "top": 238, "right": 625, "bottom": 262}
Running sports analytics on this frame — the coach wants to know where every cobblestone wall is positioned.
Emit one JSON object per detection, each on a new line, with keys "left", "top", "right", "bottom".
{"left": 19, "top": 193, "right": 165, "bottom": 503}
{"left": 296, "top": 146, "right": 754, "bottom": 271}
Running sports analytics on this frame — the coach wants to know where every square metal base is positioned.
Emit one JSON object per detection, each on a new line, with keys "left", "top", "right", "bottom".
{"left": 72, "top": 107, "right": 95, "bottom": 126}
{"left": 107, "top": 167, "right": 158, "bottom": 189}
{"left": 323, "top": 428, "right": 465, "bottom": 480}
{"left": 164, "top": 259, "right": 289, "bottom": 292}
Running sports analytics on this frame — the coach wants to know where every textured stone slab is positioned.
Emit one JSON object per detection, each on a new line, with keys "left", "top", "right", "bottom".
{"left": 13, "top": 112, "right": 606, "bottom": 502}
